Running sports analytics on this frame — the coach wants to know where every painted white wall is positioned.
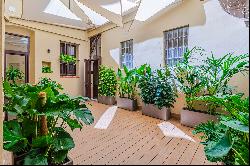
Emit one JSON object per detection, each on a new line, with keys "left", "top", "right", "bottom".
{"left": 189, "top": 0, "right": 249, "bottom": 61}
{"left": 130, "top": 0, "right": 249, "bottom": 69}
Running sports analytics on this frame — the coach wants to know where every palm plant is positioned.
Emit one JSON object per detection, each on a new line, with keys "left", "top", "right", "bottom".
{"left": 3, "top": 78, "right": 94, "bottom": 165}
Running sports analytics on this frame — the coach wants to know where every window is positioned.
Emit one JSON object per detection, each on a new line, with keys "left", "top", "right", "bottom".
{"left": 120, "top": 39, "right": 133, "bottom": 69}
{"left": 164, "top": 26, "right": 189, "bottom": 67}
{"left": 60, "top": 42, "right": 77, "bottom": 76}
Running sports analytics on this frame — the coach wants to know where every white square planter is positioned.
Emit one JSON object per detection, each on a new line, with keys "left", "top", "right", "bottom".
{"left": 117, "top": 97, "right": 137, "bottom": 111}
{"left": 181, "top": 108, "right": 218, "bottom": 128}
{"left": 142, "top": 104, "right": 171, "bottom": 121}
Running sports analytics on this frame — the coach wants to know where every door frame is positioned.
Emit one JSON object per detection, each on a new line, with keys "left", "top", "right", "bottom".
{"left": 4, "top": 33, "right": 30, "bottom": 83}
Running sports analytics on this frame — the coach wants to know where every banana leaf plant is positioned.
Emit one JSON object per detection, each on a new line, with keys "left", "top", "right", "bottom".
{"left": 117, "top": 65, "right": 146, "bottom": 100}
{"left": 3, "top": 78, "right": 94, "bottom": 165}
{"left": 197, "top": 53, "right": 249, "bottom": 114}
{"left": 193, "top": 93, "right": 249, "bottom": 165}
{"left": 174, "top": 47, "right": 206, "bottom": 111}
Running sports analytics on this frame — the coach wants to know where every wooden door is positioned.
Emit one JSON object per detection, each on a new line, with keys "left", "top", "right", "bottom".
{"left": 85, "top": 59, "right": 92, "bottom": 98}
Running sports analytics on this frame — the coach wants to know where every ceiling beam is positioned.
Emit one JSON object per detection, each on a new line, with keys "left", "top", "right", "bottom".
{"left": 78, "top": 0, "right": 123, "bottom": 27}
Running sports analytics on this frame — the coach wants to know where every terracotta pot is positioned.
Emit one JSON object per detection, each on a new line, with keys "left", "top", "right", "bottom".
{"left": 180, "top": 108, "right": 218, "bottom": 128}
{"left": 142, "top": 104, "right": 171, "bottom": 121}
{"left": 13, "top": 153, "right": 73, "bottom": 165}
{"left": 98, "top": 96, "right": 116, "bottom": 105}
{"left": 117, "top": 97, "right": 137, "bottom": 111}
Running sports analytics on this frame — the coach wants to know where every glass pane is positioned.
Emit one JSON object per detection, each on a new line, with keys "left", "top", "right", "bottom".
{"left": 184, "top": 27, "right": 189, "bottom": 36}
{"left": 174, "top": 48, "right": 178, "bottom": 58}
{"left": 5, "top": 34, "right": 29, "bottom": 52}
{"left": 173, "top": 39, "right": 178, "bottom": 48}
{"left": 168, "top": 32, "right": 172, "bottom": 39}
{"left": 184, "top": 37, "right": 188, "bottom": 46}
{"left": 168, "top": 40, "right": 173, "bottom": 48}
{"left": 178, "top": 28, "right": 183, "bottom": 37}
{"left": 173, "top": 29, "right": 178, "bottom": 38}
{"left": 178, "top": 37, "right": 183, "bottom": 47}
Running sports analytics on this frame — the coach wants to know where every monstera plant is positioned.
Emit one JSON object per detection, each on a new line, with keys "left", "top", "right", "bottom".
{"left": 193, "top": 93, "right": 249, "bottom": 165}
{"left": 3, "top": 78, "right": 94, "bottom": 165}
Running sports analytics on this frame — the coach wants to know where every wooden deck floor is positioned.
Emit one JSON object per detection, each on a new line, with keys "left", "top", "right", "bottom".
{"left": 68, "top": 102, "right": 218, "bottom": 165}
{"left": 3, "top": 101, "right": 219, "bottom": 165}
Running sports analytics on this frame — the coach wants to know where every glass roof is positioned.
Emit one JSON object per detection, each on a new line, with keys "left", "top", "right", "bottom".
{"left": 75, "top": 0, "right": 109, "bottom": 26}
{"left": 43, "top": 0, "right": 81, "bottom": 21}
{"left": 135, "top": 0, "right": 176, "bottom": 21}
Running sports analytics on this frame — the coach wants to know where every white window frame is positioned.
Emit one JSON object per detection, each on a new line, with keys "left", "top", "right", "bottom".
{"left": 120, "top": 39, "right": 133, "bottom": 69}
{"left": 164, "top": 25, "right": 189, "bottom": 67}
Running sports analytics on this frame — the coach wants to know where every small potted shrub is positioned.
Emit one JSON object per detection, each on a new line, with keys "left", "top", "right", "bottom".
{"left": 98, "top": 65, "right": 117, "bottom": 105}
{"left": 175, "top": 47, "right": 249, "bottom": 127}
{"left": 42, "top": 66, "right": 53, "bottom": 73}
{"left": 116, "top": 65, "right": 145, "bottom": 111}
{"left": 3, "top": 78, "right": 94, "bottom": 165}
{"left": 138, "top": 65, "right": 177, "bottom": 120}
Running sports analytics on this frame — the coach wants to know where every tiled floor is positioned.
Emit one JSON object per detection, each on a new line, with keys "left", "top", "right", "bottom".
{"left": 3, "top": 101, "right": 219, "bottom": 165}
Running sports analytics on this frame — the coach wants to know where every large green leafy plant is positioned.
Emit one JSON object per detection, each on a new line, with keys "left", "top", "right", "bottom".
{"left": 138, "top": 65, "right": 177, "bottom": 109}
{"left": 197, "top": 53, "right": 249, "bottom": 114}
{"left": 3, "top": 78, "right": 94, "bottom": 165}
{"left": 98, "top": 65, "right": 117, "bottom": 97}
{"left": 193, "top": 94, "right": 249, "bottom": 165}
{"left": 174, "top": 47, "right": 205, "bottom": 111}
{"left": 6, "top": 65, "right": 24, "bottom": 84}
{"left": 117, "top": 65, "right": 146, "bottom": 100}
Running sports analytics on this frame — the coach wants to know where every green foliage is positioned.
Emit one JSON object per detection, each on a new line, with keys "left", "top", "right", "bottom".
{"left": 98, "top": 65, "right": 117, "bottom": 97}
{"left": 138, "top": 65, "right": 177, "bottom": 110}
{"left": 117, "top": 65, "right": 146, "bottom": 100}
{"left": 60, "top": 54, "right": 77, "bottom": 64}
{"left": 42, "top": 66, "right": 53, "bottom": 73}
{"left": 198, "top": 53, "right": 249, "bottom": 113}
{"left": 174, "top": 47, "right": 205, "bottom": 110}
{"left": 6, "top": 65, "right": 24, "bottom": 84}
{"left": 193, "top": 94, "right": 249, "bottom": 165}
{"left": 3, "top": 78, "right": 94, "bottom": 165}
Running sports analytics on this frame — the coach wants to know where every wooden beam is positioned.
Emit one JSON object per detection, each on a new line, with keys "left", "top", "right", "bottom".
{"left": 78, "top": 0, "right": 123, "bottom": 27}
{"left": 0, "top": 0, "right": 5, "bottom": 164}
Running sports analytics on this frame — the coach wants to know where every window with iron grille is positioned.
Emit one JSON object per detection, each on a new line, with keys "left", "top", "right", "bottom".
{"left": 120, "top": 39, "right": 133, "bottom": 69}
{"left": 60, "top": 42, "right": 77, "bottom": 76}
{"left": 164, "top": 26, "right": 189, "bottom": 67}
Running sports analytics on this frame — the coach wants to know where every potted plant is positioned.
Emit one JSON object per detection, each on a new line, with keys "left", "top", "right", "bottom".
{"left": 3, "top": 78, "right": 94, "bottom": 165}
{"left": 175, "top": 47, "right": 249, "bottom": 127}
{"left": 116, "top": 65, "right": 145, "bottom": 111}
{"left": 98, "top": 65, "right": 117, "bottom": 105}
{"left": 138, "top": 65, "right": 177, "bottom": 120}
{"left": 193, "top": 93, "right": 249, "bottom": 165}
{"left": 42, "top": 66, "right": 53, "bottom": 73}
{"left": 6, "top": 65, "right": 24, "bottom": 84}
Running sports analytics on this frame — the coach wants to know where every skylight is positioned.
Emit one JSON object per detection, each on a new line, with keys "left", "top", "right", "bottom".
{"left": 75, "top": 0, "right": 109, "bottom": 26}
{"left": 44, "top": 0, "right": 81, "bottom": 21}
{"left": 101, "top": 0, "right": 138, "bottom": 15}
{"left": 135, "top": 0, "right": 176, "bottom": 21}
